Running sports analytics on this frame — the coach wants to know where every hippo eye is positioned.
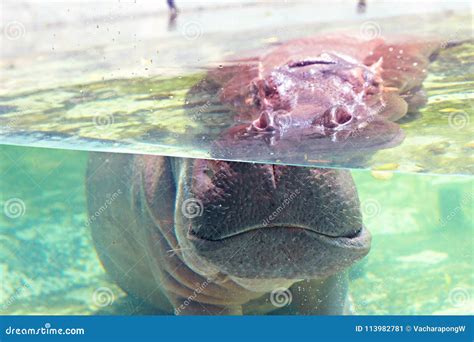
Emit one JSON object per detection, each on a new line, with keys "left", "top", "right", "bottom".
{"left": 288, "top": 60, "right": 336, "bottom": 68}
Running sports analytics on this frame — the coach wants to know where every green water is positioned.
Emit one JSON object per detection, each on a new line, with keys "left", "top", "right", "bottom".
{"left": 1, "top": 7, "right": 472, "bottom": 176}
{"left": 0, "top": 144, "right": 472, "bottom": 315}
{"left": 1, "top": 41, "right": 472, "bottom": 176}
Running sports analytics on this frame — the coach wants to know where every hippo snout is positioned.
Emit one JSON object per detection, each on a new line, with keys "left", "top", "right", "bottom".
{"left": 186, "top": 159, "right": 363, "bottom": 241}
{"left": 173, "top": 158, "right": 371, "bottom": 280}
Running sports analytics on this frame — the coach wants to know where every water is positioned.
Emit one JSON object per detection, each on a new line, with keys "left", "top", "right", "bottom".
{"left": 1, "top": 1, "right": 473, "bottom": 175}
{"left": 0, "top": 1, "right": 473, "bottom": 315}
{"left": 0, "top": 144, "right": 472, "bottom": 314}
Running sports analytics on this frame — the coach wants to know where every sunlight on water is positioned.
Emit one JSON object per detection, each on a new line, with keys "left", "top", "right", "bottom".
{"left": 0, "top": 2, "right": 472, "bottom": 175}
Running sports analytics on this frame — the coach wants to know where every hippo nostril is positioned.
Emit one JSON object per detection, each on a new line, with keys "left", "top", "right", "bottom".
{"left": 252, "top": 111, "right": 276, "bottom": 131}
{"left": 321, "top": 106, "right": 352, "bottom": 128}
{"left": 257, "top": 113, "right": 269, "bottom": 128}
{"left": 334, "top": 107, "right": 352, "bottom": 125}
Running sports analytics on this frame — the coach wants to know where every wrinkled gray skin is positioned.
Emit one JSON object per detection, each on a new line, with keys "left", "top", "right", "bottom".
{"left": 87, "top": 153, "right": 370, "bottom": 315}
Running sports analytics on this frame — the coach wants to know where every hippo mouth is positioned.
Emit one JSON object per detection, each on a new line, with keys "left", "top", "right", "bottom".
{"left": 185, "top": 224, "right": 371, "bottom": 279}
{"left": 188, "top": 223, "right": 365, "bottom": 244}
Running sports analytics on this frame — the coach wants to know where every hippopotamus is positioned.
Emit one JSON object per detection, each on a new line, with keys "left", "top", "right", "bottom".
{"left": 87, "top": 34, "right": 445, "bottom": 315}
{"left": 87, "top": 154, "right": 368, "bottom": 315}
{"left": 196, "top": 35, "right": 441, "bottom": 161}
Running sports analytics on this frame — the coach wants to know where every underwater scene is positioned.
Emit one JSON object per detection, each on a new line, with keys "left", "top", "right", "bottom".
{"left": 0, "top": 145, "right": 472, "bottom": 315}
{"left": 0, "top": 0, "right": 473, "bottom": 317}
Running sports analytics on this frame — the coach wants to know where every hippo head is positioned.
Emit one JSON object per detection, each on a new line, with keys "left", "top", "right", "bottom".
{"left": 210, "top": 51, "right": 404, "bottom": 161}
{"left": 152, "top": 157, "right": 371, "bottom": 289}
{"left": 245, "top": 52, "right": 385, "bottom": 139}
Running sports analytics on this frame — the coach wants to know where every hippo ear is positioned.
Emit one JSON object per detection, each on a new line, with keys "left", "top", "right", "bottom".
{"left": 364, "top": 39, "right": 440, "bottom": 122}
{"left": 365, "top": 39, "right": 439, "bottom": 93}
{"left": 136, "top": 156, "right": 177, "bottom": 238}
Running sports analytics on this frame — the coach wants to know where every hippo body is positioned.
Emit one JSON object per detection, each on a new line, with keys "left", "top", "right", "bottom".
{"left": 87, "top": 35, "right": 443, "bottom": 315}
{"left": 87, "top": 153, "right": 369, "bottom": 315}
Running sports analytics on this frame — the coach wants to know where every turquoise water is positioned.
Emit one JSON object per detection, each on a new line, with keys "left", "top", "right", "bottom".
{"left": 0, "top": 145, "right": 472, "bottom": 315}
